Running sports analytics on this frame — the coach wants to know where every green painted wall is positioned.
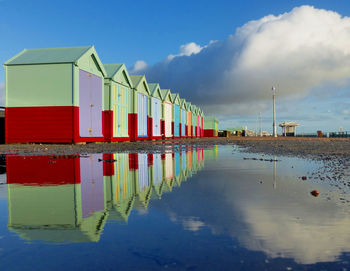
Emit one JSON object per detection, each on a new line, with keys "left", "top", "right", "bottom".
{"left": 5, "top": 64, "right": 73, "bottom": 107}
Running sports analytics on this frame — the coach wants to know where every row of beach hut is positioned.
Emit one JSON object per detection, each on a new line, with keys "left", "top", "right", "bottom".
{"left": 4, "top": 46, "right": 218, "bottom": 143}
{"left": 6, "top": 146, "right": 214, "bottom": 242}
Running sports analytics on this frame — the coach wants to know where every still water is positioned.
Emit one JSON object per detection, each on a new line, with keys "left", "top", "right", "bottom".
{"left": 0, "top": 145, "right": 350, "bottom": 270}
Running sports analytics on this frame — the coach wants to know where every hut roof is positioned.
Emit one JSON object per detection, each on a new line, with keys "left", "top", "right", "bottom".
{"left": 4, "top": 46, "right": 106, "bottom": 76}
{"left": 148, "top": 83, "right": 162, "bottom": 99}
{"left": 160, "top": 89, "right": 172, "bottom": 102}
{"left": 103, "top": 64, "right": 133, "bottom": 88}
{"left": 130, "top": 75, "right": 150, "bottom": 95}
{"left": 6, "top": 46, "right": 91, "bottom": 65}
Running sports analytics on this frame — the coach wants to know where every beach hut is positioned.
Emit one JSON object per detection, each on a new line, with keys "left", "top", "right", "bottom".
{"left": 180, "top": 99, "right": 187, "bottom": 138}
{"left": 195, "top": 107, "right": 201, "bottom": 138}
{"left": 130, "top": 75, "right": 151, "bottom": 141}
{"left": 160, "top": 89, "right": 173, "bottom": 139}
{"left": 7, "top": 154, "right": 108, "bottom": 242}
{"left": 199, "top": 108, "right": 204, "bottom": 137}
{"left": 170, "top": 93, "right": 181, "bottom": 138}
{"left": 103, "top": 64, "right": 133, "bottom": 142}
{"left": 148, "top": 83, "right": 162, "bottom": 140}
{"left": 204, "top": 116, "right": 219, "bottom": 137}
{"left": 4, "top": 46, "right": 106, "bottom": 143}
{"left": 186, "top": 102, "right": 192, "bottom": 138}
{"left": 191, "top": 105, "right": 197, "bottom": 138}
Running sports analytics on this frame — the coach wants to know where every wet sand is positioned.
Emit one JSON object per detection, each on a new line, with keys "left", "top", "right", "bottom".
{"left": 0, "top": 137, "right": 350, "bottom": 156}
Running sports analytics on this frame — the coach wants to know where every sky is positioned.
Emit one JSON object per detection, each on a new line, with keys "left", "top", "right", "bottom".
{"left": 1, "top": 0, "right": 350, "bottom": 133}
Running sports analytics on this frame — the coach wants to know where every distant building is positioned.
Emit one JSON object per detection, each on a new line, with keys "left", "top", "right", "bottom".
{"left": 279, "top": 122, "right": 299, "bottom": 136}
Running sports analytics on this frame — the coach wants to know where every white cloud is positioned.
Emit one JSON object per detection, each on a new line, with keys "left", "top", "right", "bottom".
{"left": 130, "top": 60, "right": 148, "bottom": 74}
{"left": 139, "top": 6, "right": 350, "bottom": 117}
{"left": 167, "top": 42, "right": 203, "bottom": 61}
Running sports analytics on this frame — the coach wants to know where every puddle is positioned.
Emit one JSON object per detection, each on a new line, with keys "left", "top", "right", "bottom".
{"left": 0, "top": 145, "right": 349, "bottom": 270}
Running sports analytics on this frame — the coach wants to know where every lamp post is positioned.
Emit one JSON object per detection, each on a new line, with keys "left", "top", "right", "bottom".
{"left": 272, "top": 86, "right": 277, "bottom": 137}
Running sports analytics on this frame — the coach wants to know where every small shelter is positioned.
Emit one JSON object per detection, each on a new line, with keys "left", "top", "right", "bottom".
{"left": 148, "top": 83, "right": 162, "bottom": 140}
{"left": 4, "top": 46, "right": 106, "bottom": 143}
{"left": 199, "top": 108, "right": 204, "bottom": 137}
{"left": 171, "top": 93, "right": 181, "bottom": 138}
{"left": 191, "top": 105, "right": 197, "bottom": 138}
{"left": 186, "top": 102, "right": 192, "bottom": 137}
{"left": 103, "top": 64, "right": 133, "bottom": 142}
{"left": 204, "top": 116, "right": 218, "bottom": 137}
{"left": 195, "top": 107, "right": 201, "bottom": 138}
{"left": 160, "top": 89, "right": 173, "bottom": 139}
{"left": 130, "top": 75, "right": 151, "bottom": 141}
{"left": 180, "top": 99, "right": 187, "bottom": 138}
{"left": 279, "top": 121, "right": 299, "bottom": 136}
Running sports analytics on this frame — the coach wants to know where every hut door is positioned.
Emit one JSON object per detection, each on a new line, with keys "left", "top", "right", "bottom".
{"left": 174, "top": 105, "right": 180, "bottom": 137}
{"left": 152, "top": 98, "right": 161, "bottom": 137}
{"left": 138, "top": 153, "right": 149, "bottom": 192}
{"left": 197, "top": 116, "right": 200, "bottom": 136}
{"left": 80, "top": 154, "right": 104, "bottom": 218}
{"left": 114, "top": 85, "right": 129, "bottom": 138}
{"left": 187, "top": 112, "right": 191, "bottom": 136}
{"left": 181, "top": 109, "right": 186, "bottom": 137}
{"left": 192, "top": 114, "right": 196, "bottom": 136}
{"left": 137, "top": 93, "right": 148, "bottom": 137}
{"left": 79, "top": 70, "right": 103, "bottom": 138}
{"left": 164, "top": 103, "right": 172, "bottom": 137}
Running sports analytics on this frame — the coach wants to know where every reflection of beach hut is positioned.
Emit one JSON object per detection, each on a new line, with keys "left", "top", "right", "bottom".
{"left": 104, "top": 153, "right": 135, "bottom": 222}
{"left": 162, "top": 152, "right": 174, "bottom": 192}
{"left": 103, "top": 64, "right": 133, "bottom": 142}
{"left": 150, "top": 153, "right": 164, "bottom": 199}
{"left": 174, "top": 151, "right": 182, "bottom": 187}
{"left": 129, "top": 153, "right": 152, "bottom": 209}
{"left": 7, "top": 154, "right": 107, "bottom": 243}
{"left": 204, "top": 116, "right": 218, "bottom": 137}
{"left": 160, "top": 89, "right": 173, "bottom": 139}
{"left": 180, "top": 99, "right": 187, "bottom": 138}
{"left": 130, "top": 75, "right": 151, "bottom": 141}
{"left": 4, "top": 46, "right": 107, "bottom": 143}
{"left": 148, "top": 83, "right": 162, "bottom": 140}
{"left": 171, "top": 93, "right": 181, "bottom": 139}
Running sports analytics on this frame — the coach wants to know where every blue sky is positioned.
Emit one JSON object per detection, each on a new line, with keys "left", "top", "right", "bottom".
{"left": 1, "top": 0, "right": 350, "bottom": 133}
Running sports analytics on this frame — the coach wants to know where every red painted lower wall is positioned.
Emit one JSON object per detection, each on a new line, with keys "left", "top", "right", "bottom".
{"left": 6, "top": 155, "right": 81, "bottom": 185}
{"left": 204, "top": 129, "right": 217, "bottom": 137}
{"left": 6, "top": 106, "right": 105, "bottom": 143}
{"left": 103, "top": 110, "right": 112, "bottom": 142}
{"left": 161, "top": 120, "right": 165, "bottom": 139}
{"left": 6, "top": 106, "right": 75, "bottom": 143}
{"left": 148, "top": 116, "right": 153, "bottom": 139}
